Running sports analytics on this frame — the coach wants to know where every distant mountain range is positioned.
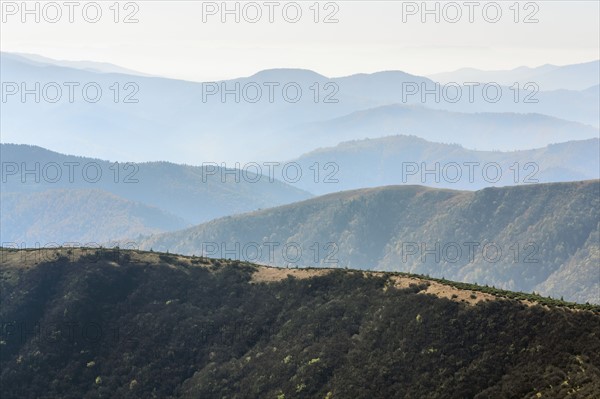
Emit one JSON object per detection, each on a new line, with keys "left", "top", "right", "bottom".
{"left": 2, "top": 52, "right": 598, "bottom": 164}
{"left": 6, "top": 52, "right": 155, "bottom": 77}
{"left": 0, "top": 144, "right": 311, "bottom": 243}
{"left": 429, "top": 60, "right": 600, "bottom": 91}
{"left": 138, "top": 180, "right": 600, "bottom": 304}
{"left": 285, "top": 106, "right": 599, "bottom": 162}
{"left": 289, "top": 135, "right": 600, "bottom": 194}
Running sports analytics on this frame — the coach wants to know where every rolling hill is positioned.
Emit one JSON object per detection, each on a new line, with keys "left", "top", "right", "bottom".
{"left": 138, "top": 181, "right": 600, "bottom": 304}
{"left": 0, "top": 144, "right": 312, "bottom": 244}
{"left": 0, "top": 248, "right": 598, "bottom": 398}
{"left": 0, "top": 144, "right": 311, "bottom": 225}
{"left": 0, "top": 189, "right": 187, "bottom": 244}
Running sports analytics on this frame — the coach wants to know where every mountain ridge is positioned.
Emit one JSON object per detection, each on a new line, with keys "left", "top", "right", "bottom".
{"left": 136, "top": 180, "right": 600, "bottom": 304}
{"left": 1, "top": 247, "right": 599, "bottom": 398}
{"left": 287, "top": 134, "right": 600, "bottom": 194}
{"left": 0, "top": 144, "right": 312, "bottom": 243}
{"left": 3, "top": 53, "right": 598, "bottom": 163}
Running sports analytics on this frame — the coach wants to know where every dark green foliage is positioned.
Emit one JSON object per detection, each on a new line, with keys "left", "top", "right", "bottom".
{"left": 1, "top": 250, "right": 599, "bottom": 398}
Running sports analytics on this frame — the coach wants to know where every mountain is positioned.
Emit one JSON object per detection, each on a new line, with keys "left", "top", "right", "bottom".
{"left": 0, "top": 53, "right": 372, "bottom": 163}
{"left": 288, "top": 135, "right": 600, "bottom": 194}
{"left": 429, "top": 60, "right": 600, "bottom": 91}
{"left": 0, "top": 189, "right": 187, "bottom": 244}
{"left": 584, "top": 84, "right": 600, "bottom": 95}
{"left": 2, "top": 53, "right": 598, "bottom": 164}
{"left": 286, "top": 105, "right": 599, "bottom": 156}
{"left": 7, "top": 52, "right": 155, "bottom": 77}
{"left": 1, "top": 248, "right": 598, "bottom": 398}
{"left": 138, "top": 181, "right": 600, "bottom": 304}
{"left": 0, "top": 144, "right": 312, "bottom": 238}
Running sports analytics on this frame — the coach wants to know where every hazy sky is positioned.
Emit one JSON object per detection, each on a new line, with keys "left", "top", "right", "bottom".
{"left": 1, "top": 0, "right": 599, "bottom": 81}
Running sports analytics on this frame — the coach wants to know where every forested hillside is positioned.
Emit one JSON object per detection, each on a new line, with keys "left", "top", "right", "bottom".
{"left": 139, "top": 180, "right": 600, "bottom": 304}
{"left": 1, "top": 248, "right": 598, "bottom": 398}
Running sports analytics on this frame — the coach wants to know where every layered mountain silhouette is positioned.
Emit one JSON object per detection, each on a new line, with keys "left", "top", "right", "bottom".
{"left": 429, "top": 60, "right": 600, "bottom": 91}
{"left": 286, "top": 105, "right": 599, "bottom": 154}
{"left": 289, "top": 135, "right": 600, "bottom": 194}
{"left": 6, "top": 52, "right": 155, "bottom": 77}
{"left": 4, "top": 138, "right": 598, "bottom": 245}
{"left": 0, "top": 144, "right": 311, "bottom": 243}
{"left": 2, "top": 53, "right": 598, "bottom": 164}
